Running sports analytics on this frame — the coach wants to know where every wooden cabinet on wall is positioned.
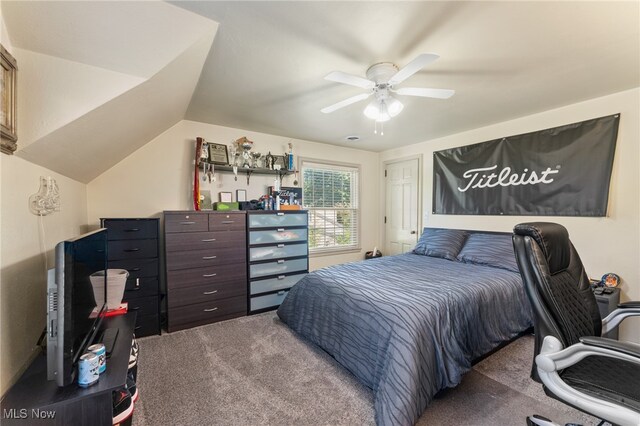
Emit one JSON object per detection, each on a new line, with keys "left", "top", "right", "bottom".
{"left": 101, "top": 218, "right": 161, "bottom": 337}
{"left": 164, "top": 211, "right": 247, "bottom": 332}
{"left": 247, "top": 211, "right": 308, "bottom": 314}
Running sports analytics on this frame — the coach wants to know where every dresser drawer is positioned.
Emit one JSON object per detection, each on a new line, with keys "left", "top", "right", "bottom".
{"left": 108, "top": 239, "right": 158, "bottom": 261}
{"left": 249, "top": 242, "right": 307, "bottom": 262}
{"left": 250, "top": 290, "right": 288, "bottom": 312}
{"left": 103, "top": 219, "right": 158, "bottom": 240}
{"left": 167, "top": 264, "right": 247, "bottom": 289}
{"left": 249, "top": 228, "right": 308, "bottom": 245}
{"left": 166, "top": 246, "right": 246, "bottom": 271}
{"left": 123, "top": 277, "right": 159, "bottom": 299}
{"left": 165, "top": 213, "right": 209, "bottom": 233}
{"left": 109, "top": 258, "right": 158, "bottom": 279}
{"left": 127, "top": 295, "right": 159, "bottom": 318}
{"left": 249, "top": 258, "right": 308, "bottom": 279}
{"left": 209, "top": 213, "right": 246, "bottom": 232}
{"left": 165, "top": 230, "right": 245, "bottom": 252}
{"left": 248, "top": 212, "right": 307, "bottom": 229}
{"left": 133, "top": 314, "right": 160, "bottom": 337}
{"left": 169, "top": 296, "right": 246, "bottom": 331}
{"left": 250, "top": 273, "right": 306, "bottom": 295}
{"left": 168, "top": 280, "right": 246, "bottom": 309}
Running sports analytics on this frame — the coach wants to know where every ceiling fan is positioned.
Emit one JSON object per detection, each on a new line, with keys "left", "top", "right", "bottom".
{"left": 321, "top": 53, "right": 455, "bottom": 127}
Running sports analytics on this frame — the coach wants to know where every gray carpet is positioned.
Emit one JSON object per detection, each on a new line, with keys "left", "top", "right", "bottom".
{"left": 132, "top": 312, "right": 598, "bottom": 426}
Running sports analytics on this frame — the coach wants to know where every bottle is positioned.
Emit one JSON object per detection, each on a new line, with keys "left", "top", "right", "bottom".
{"left": 287, "top": 143, "right": 294, "bottom": 171}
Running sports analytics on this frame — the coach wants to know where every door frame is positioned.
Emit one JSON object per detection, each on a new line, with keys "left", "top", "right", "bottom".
{"left": 382, "top": 154, "right": 423, "bottom": 253}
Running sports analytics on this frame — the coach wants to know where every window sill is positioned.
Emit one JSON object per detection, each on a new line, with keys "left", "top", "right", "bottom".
{"left": 309, "top": 247, "right": 362, "bottom": 258}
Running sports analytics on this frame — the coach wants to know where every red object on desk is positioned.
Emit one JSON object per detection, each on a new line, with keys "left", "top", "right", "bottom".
{"left": 89, "top": 303, "right": 128, "bottom": 319}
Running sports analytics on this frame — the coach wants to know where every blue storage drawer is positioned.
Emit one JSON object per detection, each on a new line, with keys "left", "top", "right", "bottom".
{"left": 250, "top": 290, "right": 289, "bottom": 312}
{"left": 249, "top": 258, "right": 307, "bottom": 279}
{"left": 249, "top": 243, "right": 307, "bottom": 262}
{"left": 249, "top": 228, "right": 307, "bottom": 245}
{"left": 248, "top": 212, "right": 307, "bottom": 229}
{"left": 250, "top": 273, "right": 306, "bottom": 295}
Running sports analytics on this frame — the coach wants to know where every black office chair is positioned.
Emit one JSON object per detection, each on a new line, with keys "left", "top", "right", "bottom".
{"left": 512, "top": 222, "right": 640, "bottom": 426}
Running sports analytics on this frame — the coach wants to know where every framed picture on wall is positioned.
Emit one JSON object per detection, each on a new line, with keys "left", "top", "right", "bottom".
{"left": 208, "top": 143, "right": 229, "bottom": 165}
{"left": 236, "top": 189, "right": 247, "bottom": 202}
{"left": 273, "top": 155, "right": 286, "bottom": 170}
{"left": 1, "top": 44, "right": 18, "bottom": 155}
{"left": 219, "top": 191, "right": 233, "bottom": 203}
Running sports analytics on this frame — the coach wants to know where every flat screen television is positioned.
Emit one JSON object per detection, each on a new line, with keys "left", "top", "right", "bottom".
{"left": 47, "top": 228, "right": 108, "bottom": 387}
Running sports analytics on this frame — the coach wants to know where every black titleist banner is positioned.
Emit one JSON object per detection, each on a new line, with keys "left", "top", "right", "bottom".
{"left": 433, "top": 114, "right": 619, "bottom": 216}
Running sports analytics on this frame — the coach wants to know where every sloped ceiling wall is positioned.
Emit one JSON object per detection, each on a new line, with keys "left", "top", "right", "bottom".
{"left": 1, "top": 1, "right": 219, "bottom": 183}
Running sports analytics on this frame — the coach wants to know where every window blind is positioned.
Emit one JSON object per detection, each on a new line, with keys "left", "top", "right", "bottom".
{"left": 301, "top": 160, "right": 359, "bottom": 254}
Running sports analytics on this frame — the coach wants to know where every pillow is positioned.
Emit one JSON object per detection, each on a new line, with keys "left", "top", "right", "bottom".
{"left": 456, "top": 233, "right": 519, "bottom": 272}
{"left": 413, "top": 228, "right": 468, "bottom": 260}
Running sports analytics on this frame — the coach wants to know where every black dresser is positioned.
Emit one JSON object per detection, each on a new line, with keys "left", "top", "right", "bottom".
{"left": 247, "top": 211, "right": 308, "bottom": 314}
{"left": 101, "top": 218, "right": 161, "bottom": 337}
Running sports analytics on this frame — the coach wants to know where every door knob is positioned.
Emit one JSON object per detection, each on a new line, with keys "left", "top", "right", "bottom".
{"left": 410, "top": 231, "right": 417, "bottom": 234}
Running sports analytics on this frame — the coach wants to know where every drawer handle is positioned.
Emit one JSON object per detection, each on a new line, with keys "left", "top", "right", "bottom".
{"left": 202, "top": 255, "right": 217, "bottom": 260}
{"left": 277, "top": 259, "right": 285, "bottom": 264}
{"left": 124, "top": 248, "right": 140, "bottom": 252}
{"left": 277, "top": 244, "right": 285, "bottom": 248}
{"left": 221, "top": 220, "right": 235, "bottom": 224}
{"left": 277, "top": 275, "right": 286, "bottom": 280}
{"left": 203, "top": 307, "right": 218, "bottom": 312}
{"left": 135, "top": 278, "right": 140, "bottom": 288}
{"left": 134, "top": 326, "right": 142, "bottom": 331}
{"left": 130, "top": 287, "right": 141, "bottom": 292}
{"left": 277, "top": 212, "right": 285, "bottom": 216}
{"left": 277, "top": 228, "right": 285, "bottom": 232}
{"left": 130, "top": 307, "right": 140, "bottom": 311}
{"left": 277, "top": 290, "right": 285, "bottom": 296}
{"left": 130, "top": 268, "right": 141, "bottom": 272}
{"left": 203, "top": 273, "right": 217, "bottom": 277}
{"left": 203, "top": 290, "right": 218, "bottom": 295}
{"left": 201, "top": 238, "right": 217, "bottom": 242}
{"left": 180, "top": 221, "right": 196, "bottom": 225}
{"left": 124, "top": 228, "right": 140, "bottom": 232}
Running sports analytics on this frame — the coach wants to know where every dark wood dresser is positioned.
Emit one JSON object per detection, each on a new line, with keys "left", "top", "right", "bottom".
{"left": 164, "top": 211, "right": 247, "bottom": 332}
{"left": 247, "top": 210, "right": 308, "bottom": 314}
{"left": 101, "top": 218, "right": 161, "bottom": 337}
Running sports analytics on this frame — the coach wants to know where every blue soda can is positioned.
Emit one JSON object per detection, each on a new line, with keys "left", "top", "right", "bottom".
{"left": 78, "top": 352, "right": 99, "bottom": 387}
{"left": 88, "top": 343, "right": 106, "bottom": 374}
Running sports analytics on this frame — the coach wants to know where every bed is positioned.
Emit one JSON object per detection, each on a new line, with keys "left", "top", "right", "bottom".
{"left": 276, "top": 228, "right": 533, "bottom": 426}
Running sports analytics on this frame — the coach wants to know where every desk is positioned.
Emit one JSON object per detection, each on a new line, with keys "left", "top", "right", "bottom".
{"left": 1, "top": 313, "right": 136, "bottom": 425}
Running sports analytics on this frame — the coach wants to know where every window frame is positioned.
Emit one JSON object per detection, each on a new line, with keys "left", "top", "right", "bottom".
{"left": 299, "top": 157, "right": 361, "bottom": 256}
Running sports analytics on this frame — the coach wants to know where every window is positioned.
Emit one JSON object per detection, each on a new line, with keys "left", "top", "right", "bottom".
{"left": 301, "top": 159, "right": 359, "bottom": 254}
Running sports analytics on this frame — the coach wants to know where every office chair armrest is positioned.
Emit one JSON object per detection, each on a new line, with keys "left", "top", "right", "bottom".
{"left": 579, "top": 336, "right": 640, "bottom": 359}
{"left": 535, "top": 336, "right": 640, "bottom": 426}
{"left": 601, "top": 304, "right": 640, "bottom": 334}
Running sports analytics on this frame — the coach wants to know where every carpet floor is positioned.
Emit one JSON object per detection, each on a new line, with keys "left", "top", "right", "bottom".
{"left": 131, "top": 312, "right": 598, "bottom": 426}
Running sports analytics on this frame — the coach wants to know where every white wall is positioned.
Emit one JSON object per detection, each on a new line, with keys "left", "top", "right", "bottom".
{"left": 380, "top": 88, "right": 640, "bottom": 342}
{"left": 87, "top": 120, "right": 380, "bottom": 270}
{"left": 0, "top": 154, "right": 88, "bottom": 396}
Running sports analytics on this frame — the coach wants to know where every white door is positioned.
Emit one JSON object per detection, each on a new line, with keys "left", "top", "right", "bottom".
{"left": 385, "top": 158, "right": 420, "bottom": 255}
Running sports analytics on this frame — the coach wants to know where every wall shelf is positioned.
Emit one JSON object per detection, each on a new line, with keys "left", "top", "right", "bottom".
{"left": 200, "top": 163, "right": 294, "bottom": 184}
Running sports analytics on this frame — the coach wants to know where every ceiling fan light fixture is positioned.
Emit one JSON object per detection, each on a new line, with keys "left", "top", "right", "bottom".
{"left": 363, "top": 100, "right": 381, "bottom": 120}
{"left": 363, "top": 96, "right": 402, "bottom": 122}
{"left": 386, "top": 97, "right": 404, "bottom": 117}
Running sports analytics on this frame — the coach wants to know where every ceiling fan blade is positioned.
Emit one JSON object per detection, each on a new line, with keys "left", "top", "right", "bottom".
{"left": 395, "top": 87, "right": 455, "bottom": 99}
{"left": 325, "top": 71, "right": 375, "bottom": 89}
{"left": 388, "top": 53, "right": 440, "bottom": 86}
{"left": 320, "top": 93, "right": 371, "bottom": 113}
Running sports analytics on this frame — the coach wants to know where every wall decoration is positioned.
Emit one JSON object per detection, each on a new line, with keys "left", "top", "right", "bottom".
{"left": 236, "top": 189, "right": 247, "bottom": 202}
{"left": 208, "top": 143, "right": 229, "bottom": 165}
{"left": 219, "top": 191, "right": 233, "bottom": 203}
{"left": 273, "top": 155, "right": 286, "bottom": 170}
{"left": 433, "top": 114, "right": 619, "bottom": 216}
{"left": 1, "top": 44, "right": 18, "bottom": 154}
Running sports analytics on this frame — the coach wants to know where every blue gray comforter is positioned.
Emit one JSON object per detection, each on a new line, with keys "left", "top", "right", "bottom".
{"left": 277, "top": 253, "right": 532, "bottom": 426}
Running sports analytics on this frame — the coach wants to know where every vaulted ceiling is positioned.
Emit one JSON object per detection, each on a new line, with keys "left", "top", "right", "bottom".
{"left": 2, "top": 1, "right": 639, "bottom": 182}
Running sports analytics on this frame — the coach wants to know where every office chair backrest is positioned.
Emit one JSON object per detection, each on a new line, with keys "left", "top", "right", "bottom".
{"left": 513, "top": 222, "right": 602, "bottom": 380}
